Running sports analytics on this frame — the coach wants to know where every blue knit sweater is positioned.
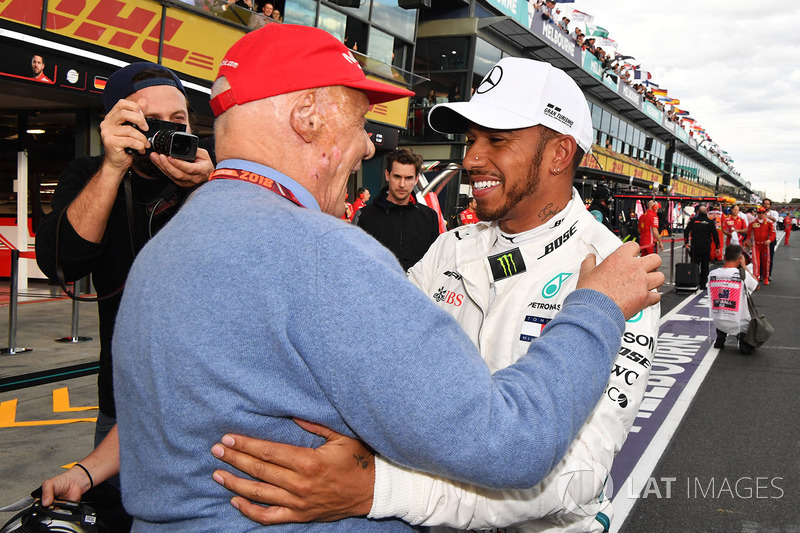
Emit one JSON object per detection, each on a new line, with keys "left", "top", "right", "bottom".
{"left": 113, "top": 161, "right": 625, "bottom": 531}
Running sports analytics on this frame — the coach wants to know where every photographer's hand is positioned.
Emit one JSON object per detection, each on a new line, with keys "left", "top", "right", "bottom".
{"left": 100, "top": 97, "right": 150, "bottom": 173}
{"left": 42, "top": 425, "right": 121, "bottom": 506}
{"left": 151, "top": 147, "right": 214, "bottom": 189}
{"left": 66, "top": 97, "right": 149, "bottom": 243}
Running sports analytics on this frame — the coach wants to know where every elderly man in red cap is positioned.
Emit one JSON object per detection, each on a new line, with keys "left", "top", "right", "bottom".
{"left": 44, "top": 25, "right": 662, "bottom": 532}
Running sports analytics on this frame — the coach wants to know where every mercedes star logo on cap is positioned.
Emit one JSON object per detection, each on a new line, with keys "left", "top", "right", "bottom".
{"left": 477, "top": 66, "right": 503, "bottom": 94}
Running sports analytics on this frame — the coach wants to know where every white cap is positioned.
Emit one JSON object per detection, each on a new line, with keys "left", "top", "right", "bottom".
{"left": 428, "top": 57, "right": 593, "bottom": 153}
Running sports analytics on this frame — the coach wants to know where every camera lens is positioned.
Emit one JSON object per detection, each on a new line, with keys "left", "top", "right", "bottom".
{"left": 149, "top": 130, "right": 172, "bottom": 155}
{"left": 149, "top": 131, "right": 198, "bottom": 161}
{"left": 171, "top": 136, "right": 193, "bottom": 157}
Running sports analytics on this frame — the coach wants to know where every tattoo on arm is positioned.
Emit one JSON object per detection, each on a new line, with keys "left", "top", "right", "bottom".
{"left": 353, "top": 454, "right": 369, "bottom": 469}
{"left": 538, "top": 203, "right": 561, "bottom": 222}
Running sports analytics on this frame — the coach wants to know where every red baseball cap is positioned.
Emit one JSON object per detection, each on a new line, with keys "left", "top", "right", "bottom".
{"left": 210, "top": 24, "right": 413, "bottom": 116}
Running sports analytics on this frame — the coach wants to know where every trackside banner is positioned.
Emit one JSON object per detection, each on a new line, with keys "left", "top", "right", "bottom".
{"left": 0, "top": 0, "right": 244, "bottom": 81}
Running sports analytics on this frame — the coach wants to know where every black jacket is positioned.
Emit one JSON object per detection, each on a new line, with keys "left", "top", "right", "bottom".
{"left": 355, "top": 186, "right": 440, "bottom": 271}
{"left": 35, "top": 156, "right": 189, "bottom": 417}
{"left": 684, "top": 212, "right": 720, "bottom": 254}
{"left": 588, "top": 200, "right": 613, "bottom": 231}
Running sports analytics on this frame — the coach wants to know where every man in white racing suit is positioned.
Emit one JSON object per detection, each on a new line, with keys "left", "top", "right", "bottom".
{"left": 371, "top": 191, "right": 659, "bottom": 533}
{"left": 210, "top": 57, "right": 661, "bottom": 533}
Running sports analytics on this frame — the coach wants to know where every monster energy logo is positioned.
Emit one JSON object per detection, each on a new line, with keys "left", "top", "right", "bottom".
{"left": 488, "top": 248, "right": 526, "bottom": 281}
{"left": 542, "top": 272, "right": 573, "bottom": 299}
{"left": 497, "top": 254, "right": 517, "bottom": 276}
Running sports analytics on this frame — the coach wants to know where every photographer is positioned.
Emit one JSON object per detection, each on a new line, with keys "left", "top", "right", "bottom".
{"left": 34, "top": 62, "right": 213, "bottom": 527}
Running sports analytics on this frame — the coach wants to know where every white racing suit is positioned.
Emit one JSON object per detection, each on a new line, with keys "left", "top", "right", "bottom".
{"left": 368, "top": 189, "right": 660, "bottom": 533}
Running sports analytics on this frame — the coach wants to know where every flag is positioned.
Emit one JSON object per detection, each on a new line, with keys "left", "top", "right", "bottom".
{"left": 594, "top": 37, "right": 618, "bottom": 49}
{"left": 615, "top": 53, "right": 635, "bottom": 61}
{"left": 569, "top": 9, "right": 594, "bottom": 22}
{"left": 642, "top": 80, "right": 659, "bottom": 87}
{"left": 554, "top": 0, "right": 575, "bottom": 3}
{"left": 585, "top": 23, "right": 609, "bottom": 37}
{"left": 673, "top": 108, "right": 690, "bottom": 116}
{"left": 633, "top": 70, "right": 652, "bottom": 80}
{"left": 659, "top": 98, "right": 680, "bottom": 105}
{"left": 651, "top": 88, "right": 668, "bottom": 96}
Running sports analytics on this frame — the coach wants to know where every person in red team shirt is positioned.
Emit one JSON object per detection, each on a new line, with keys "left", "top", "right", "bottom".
{"left": 784, "top": 212, "right": 792, "bottom": 246}
{"left": 638, "top": 200, "right": 661, "bottom": 255}
{"left": 459, "top": 196, "right": 479, "bottom": 225}
{"left": 722, "top": 204, "right": 747, "bottom": 247}
{"left": 349, "top": 187, "right": 370, "bottom": 221}
{"left": 31, "top": 54, "right": 53, "bottom": 82}
{"left": 341, "top": 193, "right": 353, "bottom": 221}
{"left": 746, "top": 207, "right": 776, "bottom": 285}
{"left": 708, "top": 204, "right": 725, "bottom": 261}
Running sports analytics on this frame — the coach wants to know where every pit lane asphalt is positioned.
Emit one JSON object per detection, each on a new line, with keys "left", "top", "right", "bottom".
{"left": 619, "top": 234, "right": 800, "bottom": 532}
{"left": 1, "top": 234, "right": 797, "bottom": 530}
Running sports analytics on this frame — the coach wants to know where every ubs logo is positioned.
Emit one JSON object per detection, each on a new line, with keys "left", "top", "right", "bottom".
{"left": 477, "top": 66, "right": 503, "bottom": 94}
{"left": 433, "top": 287, "right": 463, "bottom": 307}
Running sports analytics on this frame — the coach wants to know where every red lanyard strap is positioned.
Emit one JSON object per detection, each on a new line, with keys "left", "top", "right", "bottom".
{"left": 209, "top": 168, "right": 305, "bottom": 208}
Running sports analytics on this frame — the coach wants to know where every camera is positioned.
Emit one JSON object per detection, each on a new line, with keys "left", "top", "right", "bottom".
{"left": 124, "top": 118, "right": 199, "bottom": 161}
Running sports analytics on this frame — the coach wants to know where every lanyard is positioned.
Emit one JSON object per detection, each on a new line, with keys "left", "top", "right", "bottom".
{"left": 208, "top": 168, "right": 305, "bottom": 208}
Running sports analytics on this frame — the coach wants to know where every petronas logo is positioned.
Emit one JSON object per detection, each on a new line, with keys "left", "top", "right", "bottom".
{"left": 542, "top": 272, "right": 573, "bottom": 299}
{"left": 627, "top": 310, "right": 643, "bottom": 323}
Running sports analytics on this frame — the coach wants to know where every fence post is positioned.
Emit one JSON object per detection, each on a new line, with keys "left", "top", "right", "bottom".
{"left": 1, "top": 250, "right": 33, "bottom": 356}
{"left": 56, "top": 278, "right": 93, "bottom": 343}
{"left": 669, "top": 237, "right": 675, "bottom": 285}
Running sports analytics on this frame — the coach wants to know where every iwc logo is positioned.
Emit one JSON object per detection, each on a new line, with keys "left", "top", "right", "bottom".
{"left": 477, "top": 65, "right": 503, "bottom": 94}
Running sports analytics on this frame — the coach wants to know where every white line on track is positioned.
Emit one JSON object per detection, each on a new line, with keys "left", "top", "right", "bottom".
{"left": 610, "top": 290, "right": 720, "bottom": 533}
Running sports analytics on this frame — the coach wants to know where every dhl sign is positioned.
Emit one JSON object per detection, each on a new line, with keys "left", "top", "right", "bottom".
{"left": 365, "top": 76, "right": 409, "bottom": 130}
{"left": 581, "top": 145, "right": 662, "bottom": 184}
{"left": 1, "top": 1, "right": 412, "bottom": 124}
{"left": 0, "top": 0, "right": 244, "bottom": 81}
{"left": 672, "top": 178, "right": 714, "bottom": 197}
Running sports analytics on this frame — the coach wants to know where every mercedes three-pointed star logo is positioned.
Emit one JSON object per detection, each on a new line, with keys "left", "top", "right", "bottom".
{"left": 477, "top": 65, "right": 503, "bottom": 94}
